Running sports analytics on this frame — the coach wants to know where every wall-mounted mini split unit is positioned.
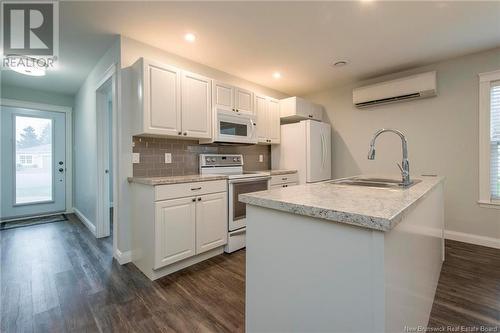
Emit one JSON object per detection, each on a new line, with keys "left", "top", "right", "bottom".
{"left": 352, "top": 71, "right": 437, "bottom": 108}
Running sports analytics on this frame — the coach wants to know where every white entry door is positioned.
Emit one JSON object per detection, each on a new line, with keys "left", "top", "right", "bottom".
{"left": 1, "top": 107, "right": 66, "bottom": 219}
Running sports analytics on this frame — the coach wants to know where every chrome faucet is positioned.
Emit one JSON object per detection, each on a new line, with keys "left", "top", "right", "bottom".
{"left": 368, "top": 128, "right": 412, "bottom": 187}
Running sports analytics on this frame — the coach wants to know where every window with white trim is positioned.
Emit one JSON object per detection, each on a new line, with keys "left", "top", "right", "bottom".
{"left": 479, "top": 70, "right": 500, "bottom": 206}
{"left": 491, "top": 82, "right": 500, "bottom": 199}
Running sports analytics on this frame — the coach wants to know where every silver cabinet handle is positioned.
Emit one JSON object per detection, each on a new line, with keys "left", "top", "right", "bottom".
{"left": 197, "top": 197, "right": 202, "bottom": 201}
{"left": 191, "top": 187, "right": 202, "bottom": 191}
{"left": 282, "top": 177, "right": 288, "bottom": 181}
{"left": 192, "top": 198, "right": 196, "bottom": 202}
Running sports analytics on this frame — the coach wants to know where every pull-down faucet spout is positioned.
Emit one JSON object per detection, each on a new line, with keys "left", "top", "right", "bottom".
{"left": 368, "top": 129, "right": 412, "bottom": 187}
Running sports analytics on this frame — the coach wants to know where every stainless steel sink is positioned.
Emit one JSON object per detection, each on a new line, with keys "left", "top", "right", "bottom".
{"left": 328, "top": 177, "right": 421, "bottom": 189}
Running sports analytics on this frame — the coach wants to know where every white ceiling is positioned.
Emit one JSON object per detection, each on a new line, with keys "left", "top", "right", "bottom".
{"left": 2, "top": 1, "right": 500, "bottom": 96}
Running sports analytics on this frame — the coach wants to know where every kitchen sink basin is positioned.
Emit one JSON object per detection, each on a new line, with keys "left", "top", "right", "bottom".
{"left": 327, "top": 177, "right": 421, "bottom": 189}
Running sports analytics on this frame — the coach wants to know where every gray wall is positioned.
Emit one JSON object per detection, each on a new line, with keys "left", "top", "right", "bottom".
{"left": 306, "top": 47, "right": 500, "bottom": 240}
{"left": 73, "top": 38, "right": 120, "bottom": 227}
{"left": 1, "top": 84, "right": 74, "bottom": 107}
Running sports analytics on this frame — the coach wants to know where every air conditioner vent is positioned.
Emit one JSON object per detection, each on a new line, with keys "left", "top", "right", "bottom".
{"left": 353, "top": 71, "right": 437, "bottom": 108}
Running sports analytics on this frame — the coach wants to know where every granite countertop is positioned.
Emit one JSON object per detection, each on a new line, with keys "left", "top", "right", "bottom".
{"left": 239, "top": 175, "right": 445, "bottom": 232}
{"left": 128, "top": 174, "right": 228, "bottom": 185}
{"left": 253, "top": 169, "right": 298, "bottom": 176}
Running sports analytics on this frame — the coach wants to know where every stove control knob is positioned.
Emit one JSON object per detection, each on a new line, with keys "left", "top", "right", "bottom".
{"left": 233, "top": 157, "right": 237, "bottom": 162}
{"left": 211, "top": 158, "right": 216, "bottom": 162}
{"left": 205, "top": 157, "right": 210, "bottom": 162}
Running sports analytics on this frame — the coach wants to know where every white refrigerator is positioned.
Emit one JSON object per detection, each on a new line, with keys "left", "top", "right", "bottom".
{"left": 271, "top": 120, "right": 331, "bottom": 184}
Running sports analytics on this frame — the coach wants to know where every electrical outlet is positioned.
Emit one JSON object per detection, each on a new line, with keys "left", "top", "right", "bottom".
{"left": 165, "top": 153, "right": 172, "bottom": 164}
{"left": 132, "top": 153, "right": 140, "bottom": 164}
{"left": 259, "top": 155, "right": 264, "bottom": 163}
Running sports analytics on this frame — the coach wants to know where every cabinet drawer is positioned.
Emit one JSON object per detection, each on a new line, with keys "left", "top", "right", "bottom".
{"left": 155, "top": 180, "right": 227, "bottom": 201}
{"left": 270, "top": 182, "right": 298, "bottom": 189}
{"left": 270, "top": 173, "right": 298, "bottom": 186}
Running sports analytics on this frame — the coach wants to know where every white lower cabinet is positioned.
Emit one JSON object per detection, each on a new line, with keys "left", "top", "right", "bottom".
{"left": 195, "top": 192, "right": 228, "bottom": 254}
{"left": 131, "top": 180, "right": 228, "bottom": 280}
{"left": 154, "top": 197, "right": 196, "bottom": 269}
{"left": 269, "top": 173, "right": 299, "bottom": 189}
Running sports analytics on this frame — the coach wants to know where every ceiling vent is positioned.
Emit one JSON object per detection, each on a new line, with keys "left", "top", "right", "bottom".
{"left": 353, "top": 71, "right": 437, "bottom": 108}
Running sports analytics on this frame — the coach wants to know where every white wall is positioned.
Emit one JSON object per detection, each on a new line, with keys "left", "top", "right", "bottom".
{"left": 1, "top": 84, "right": 74, "bottom": 107}
{"left": 73, "top": 38, "right": 120, "bottom": 227}
{"left": 306, "top": 47, "right": 500, "bottom": 242}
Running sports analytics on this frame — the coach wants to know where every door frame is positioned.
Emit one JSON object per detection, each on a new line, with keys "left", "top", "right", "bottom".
{"left": 95, "top": 64, "right": 118, "bottom": 240}
{"left": 0, "top": 98, "right": 73, "bottom": 220}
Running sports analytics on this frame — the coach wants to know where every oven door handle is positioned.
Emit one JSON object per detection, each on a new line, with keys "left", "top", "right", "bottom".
{"left": 229, "top": 176, "right": 271, "bottom": 184}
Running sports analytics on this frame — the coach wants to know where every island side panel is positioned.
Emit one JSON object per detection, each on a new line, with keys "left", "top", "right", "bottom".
{"left": 383, "top": 183, "right": 444, "bottom": 332}
{"left": 245, "top": 205, "right": 386, "bottom": 333}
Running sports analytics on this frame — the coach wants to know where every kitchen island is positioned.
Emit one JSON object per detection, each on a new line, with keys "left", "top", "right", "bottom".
{"left": 239, "top": 175, "right": 444, "bottom": 333}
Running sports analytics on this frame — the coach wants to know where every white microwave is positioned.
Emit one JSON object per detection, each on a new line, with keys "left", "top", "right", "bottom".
{"left": 201, "top": 108, "right": 257, "bottom": 144}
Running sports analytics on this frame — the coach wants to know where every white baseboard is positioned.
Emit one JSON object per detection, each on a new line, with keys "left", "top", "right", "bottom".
{"left": 445, "top": 230, "right": 500, "bottom": 249}
{"left": 114, "top": 249, "right": 132, "bottom": 265}
{"left": 73, "top": 207, "right": 96, "bottom": 236}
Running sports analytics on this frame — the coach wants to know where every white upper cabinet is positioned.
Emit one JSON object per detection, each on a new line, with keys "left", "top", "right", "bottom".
{"left": 131, "top": 58, "right": 182, "bottom": 136}
{"left": 213, "top": 81, "right": 234, "bottom": 112}
{"left": 256, "top": 95, "right": 269, "bottom": 143}
{"left": 268, "top": 98, "right": 281, "bottom": 143}
{"left": 130, "top": 58, "right": 212, "bottom": 139}
{"left": 213, "top": 81, "right": 255, "bottom": 115}
{"left": 181, "top": 71, "right": 212, "bottom": 139}
{"left": 256, "top": 94, "right": 280, "bottom": 144}
{"left": 234, "top": 87, "right": 254, "bottom": 115}
{"left": 279, "top": 96, "right": 323, "bottom": 123}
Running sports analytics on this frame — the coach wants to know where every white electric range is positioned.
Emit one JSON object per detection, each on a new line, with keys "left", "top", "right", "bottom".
{"left": 199, "top": 154, "right": 270, "bottom": 252}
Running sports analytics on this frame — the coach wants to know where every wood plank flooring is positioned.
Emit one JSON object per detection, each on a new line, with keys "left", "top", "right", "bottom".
{"left": 1, "top": 214, "right": 499, "bottom": 332}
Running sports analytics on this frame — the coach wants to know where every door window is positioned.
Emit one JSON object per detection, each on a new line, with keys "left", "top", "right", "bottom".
{"left": 15, "top": 116, "right": 53, "bottom": 204}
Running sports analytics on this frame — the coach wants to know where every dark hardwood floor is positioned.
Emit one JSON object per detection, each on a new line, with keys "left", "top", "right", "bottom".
{"left": 1, "top": 214, "right": 244, "bottom": 332}
{"left": 1, "top": 215, "right": 499, "bottom": 332}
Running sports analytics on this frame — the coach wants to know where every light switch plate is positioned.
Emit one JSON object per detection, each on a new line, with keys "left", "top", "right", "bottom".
{"left": 259, "top": 154, "right": 264, "bottom": 163}
{"left": 132, "top": 153, "right": 140, "bottom": 164}
{"left": 165, "top": 153, "right": 172, "bottom": 164}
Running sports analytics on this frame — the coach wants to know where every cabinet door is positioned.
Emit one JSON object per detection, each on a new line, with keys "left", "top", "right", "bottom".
{"left": 255, "top": 95, "right": 269, "bottom": 143}
{"left": 213, "top": 81, "right": 234, "bottom": 111}
{"left": 234, "top": 87, "right": 254, "bottom": 115}
{"left": 196, "top": 192, "right": 228, "bottom": 254}
{"left": 181, "top": 71, "right": 212, "bottom": 139}
{"left": 154, "top": 197, "right": 196, "bottom": 269}
{"left": 268, "top": 98, "right": 281, "bottom": 144}
{"left": 145, "top": 61, "right": 182, "bottom": 136}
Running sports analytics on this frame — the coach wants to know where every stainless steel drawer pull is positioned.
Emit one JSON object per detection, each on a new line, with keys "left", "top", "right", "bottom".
{"left": 191, "top": 187, "right": 202, "bottom": 191}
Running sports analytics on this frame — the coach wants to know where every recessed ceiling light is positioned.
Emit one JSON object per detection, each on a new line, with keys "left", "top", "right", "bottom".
{"left": 332, "top": 60, "right": 348, "bottom": 68}
{"left": 8, "top": 56, "right": 47, "bottom": 76}
{"left": 272, "top": 72, "right": 282, "bottom": 79}
{"left": 184, "top": 33, "right": 196, "bottom": 42}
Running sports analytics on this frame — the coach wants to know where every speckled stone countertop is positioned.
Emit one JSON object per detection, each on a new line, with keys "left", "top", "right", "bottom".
{"left": 239, "top": 175, "right": 444, "bottom": 232}
{"left": 263, "top": 169, "right": 298, "bottom": 176}
{"left": 128, "top": 174, "right": 228, "bottom": 185}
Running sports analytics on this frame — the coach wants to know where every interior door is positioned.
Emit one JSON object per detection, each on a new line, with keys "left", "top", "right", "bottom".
{"left": 306, "top": 120, "right": 331, "bottom": 183}
{"left": 1, "top": 107, "right": 66, "bottom": 220}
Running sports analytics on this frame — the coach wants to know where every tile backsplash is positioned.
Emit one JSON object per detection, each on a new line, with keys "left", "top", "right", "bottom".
{"left": 132, "top": 136, "right": 271, "bottom": 177}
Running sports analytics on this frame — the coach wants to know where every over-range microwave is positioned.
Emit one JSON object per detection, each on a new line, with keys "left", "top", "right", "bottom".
{"left": 200, "top": 108, "right": 257, "bottom": 144}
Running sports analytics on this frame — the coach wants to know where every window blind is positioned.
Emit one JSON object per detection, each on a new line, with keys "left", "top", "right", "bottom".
{"left": 491, "top": 81, "right": 500, "bottom": 199}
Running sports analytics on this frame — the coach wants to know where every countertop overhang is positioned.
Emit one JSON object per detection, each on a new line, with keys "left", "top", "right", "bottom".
{"left": 239, "top": 175, "right": 445, "bottom": 232}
